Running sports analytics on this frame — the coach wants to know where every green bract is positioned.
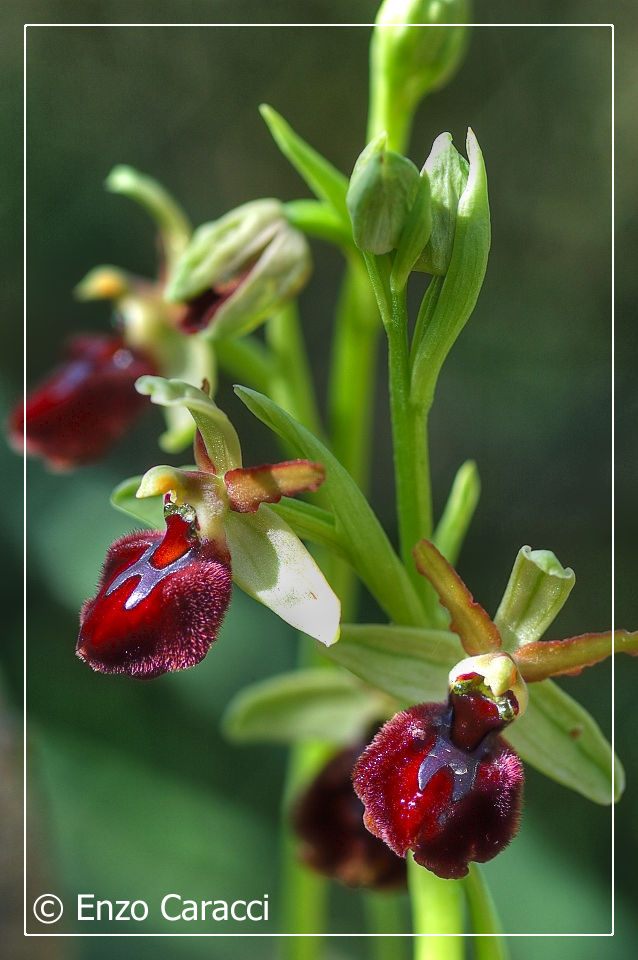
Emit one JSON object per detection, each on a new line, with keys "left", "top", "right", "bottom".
{"left": 415, "top": 131, "right": 469, "bottom": 275}
{"left": 410, "top": 128, "right": 490, "bottom": 409}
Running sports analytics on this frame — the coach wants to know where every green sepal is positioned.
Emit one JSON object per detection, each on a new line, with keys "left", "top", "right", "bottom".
{"left": 234, "top": 386, "right": 424, "bottom": 628}
{"left": 433, "top": 459, "right": 480, "bottom": 567}
{"left": 323, "top": 623, "right": 462, "bottom": 705}
{"left": 494, "top": 545, "right": 575, "bottom": 652}
{"left": 504, "top": 679, "right": 623, "bottom": 805}
{"left": 222, "top": 669, "right": 391, "bottom": 745}
{"left": 347, "top": 134, "right": 421, "bottom": 255}
{"left": 136, "top": 376, "right": 242, "bottom": 473}
{"left": 110, "top": 474, "right": 164, "bottom": 529}
{"left": 259, "top": 104, "right": 350, "bottom": 223}
{"left": 223, "top": 506, "right": 341, "bottom": 647}
{"left": 165, "top": 198, "right": 283, "bottom": 302}
{"left": 105, "top": 165, "right": 191, "bottom": 272}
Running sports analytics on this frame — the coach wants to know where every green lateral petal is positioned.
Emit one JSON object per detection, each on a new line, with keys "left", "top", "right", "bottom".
{"left": 514, "top": 630, "right": 638, "bottom": 683}
{"left": 224, "top": 506, "right": 341, "bottom": 647}
{"left": 413, "top": 538, "right": 501, "bottom": 654}
{"left": 323, "top": 624, "right": 461, "bottom": 705}
{"left": 259, "top": 104, "right": 350, "bottom": 223}
{"left": 110, "top": 474, "right": 163, "bottom": 529}
{"left": 234, "top": 386, "right": 424, "bottom": 628}
{"left": 136, "top": 376, "right": 242, "bottom": 472}
{"left": 222, "top": 669, "right": 390, "bottom": 745}
{"left": 504, "top": 679, "right": 623, "bottom": 805}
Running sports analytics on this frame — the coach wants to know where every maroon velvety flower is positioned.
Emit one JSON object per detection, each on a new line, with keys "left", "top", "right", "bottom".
{"left": 77, "top": 508, "right": 232, "bottom": 679}
{"left": 352, "top": 690, "right": 523, "bottom": 880}
{"left": 293, "top": 743, "right": 406, "bottom": 890}
{"left": 9, "top": 334, "right": 155, "bottom": 470}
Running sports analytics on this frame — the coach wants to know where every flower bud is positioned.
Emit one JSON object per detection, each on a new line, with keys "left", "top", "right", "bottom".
{"left": 369, "top": 0, "right": 470, "bottom": 151}
{"left": 77, "top": 503, "right": 232, "bottom": 678}
{"left": 293, "top": 743, "right": 406, "bottom": 890}
{"left": 414, "top": 132, "right": 469, "bottom": 275}
{"left": 165, "top": 199, "right": 311, "bottom": 339}
{"left": 8, "top": 334, "right": 155, "bottom": 471}
{"left": 353, "top": 680, "right": 524, "bottom": 879}
{"left": 347, "top": 133, "right": 421, "bottom": 254}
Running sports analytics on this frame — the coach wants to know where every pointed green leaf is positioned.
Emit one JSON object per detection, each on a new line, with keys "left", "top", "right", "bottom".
{"left": 136, "top": 376, "right": 242, "bottom": 472}
{"left": 222, "top": 669, "right": 390, "bottom": 745}
{"left": 110, "top": 474, "right": 163, "bottom": 529}
{"left": 323, "top": 623, "right": 461, "bottom": 705}
{"left": 105, "top": 165, "right": 191, "bottom": 271}
{"left": 504, "top": 679, "right": 623, "bottom": 805}
{"left": 259, "top": 104, "right": 350, "bottom": 223}
{"left": 224, "top": 506, "right": 341, "bottom": 647}
{"left": 234, "top": 386, "right": 424, "bottom": 627}
{"left": 413, "top": 538, "right": 501, "bottom": 654}
{"left": 390, "top": 174, "right": 432, "bottom": 292}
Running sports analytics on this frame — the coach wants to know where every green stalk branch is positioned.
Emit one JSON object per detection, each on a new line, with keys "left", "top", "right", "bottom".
{"left": 408, "top": 855, "right": 464, "bottom": 960}
{"left": 266, "top": 301, "right": 323, "bottom": 438}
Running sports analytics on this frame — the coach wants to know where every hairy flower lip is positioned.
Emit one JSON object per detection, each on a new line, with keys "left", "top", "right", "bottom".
{"left": 77, "top": 512, "right": 232, "bottom": 679}
{"left": 293, "top": 742, "right": 407, "bottom": 890}
{"left": 10, "top": 333, "right": 156, "bottom": 470}
{"left": 352, "top": 699, "right": 523, "bottom": 880}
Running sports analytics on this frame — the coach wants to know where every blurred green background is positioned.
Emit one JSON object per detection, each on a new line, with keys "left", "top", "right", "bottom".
{"left": 2, "top": 0, "right": 635, "bottom": 957}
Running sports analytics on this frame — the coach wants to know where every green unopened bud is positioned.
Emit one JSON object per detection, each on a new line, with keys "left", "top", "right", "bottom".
{"left": 369, "top": 0, "right": 471, "bottom": 151}
{"left": 494, "top": 546, "right": 576, "bottom": 653}
{"left": 415, "top": 132, "right": 469, "bottom": 275}
{"left": 449, "top": 651, "right": 528, "bottom": 721}
{"left": 347, "top": 133, "right": 421, "bottom": 255}
{"left": 165, "top": 199, "right": 312, "bottom": 340}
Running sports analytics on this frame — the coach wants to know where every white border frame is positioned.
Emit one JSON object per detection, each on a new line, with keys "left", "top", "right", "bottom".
{"left": 23, "top": 19, "right": 615, "bottom": 940}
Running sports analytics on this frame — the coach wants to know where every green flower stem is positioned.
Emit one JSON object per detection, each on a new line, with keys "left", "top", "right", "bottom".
{"left": 362, "top": 253, "right": 436, "bottom": 619}
{"left": 328, "top": 252, "right": 382, "bottom": 493}
{"left": 407, "top": 855, "right": 464, "bottom": 960}
{"left": 462, "top": 865, "right": 508, "bottom": 960}
{"left": 364, "top": 892, "right": 409, "bottom": 960}
{"left": 215, "top": 335, "right": 277, "bottom": 394}
{"left": 266, "top": 302, "right": 323, "bottom": 438}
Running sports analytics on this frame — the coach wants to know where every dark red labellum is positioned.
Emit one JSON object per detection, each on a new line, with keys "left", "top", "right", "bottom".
{"left": 77, "top": 514, "right": 232, "bottom": 679}
{"left": 352, "top": 698, "right": 523, "bottom": 880}
{"left": 9, "top": 334, "right": 156, "bottom": 470}
{"left": 293, "top": 743, "right": 406, "bottom": 890}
